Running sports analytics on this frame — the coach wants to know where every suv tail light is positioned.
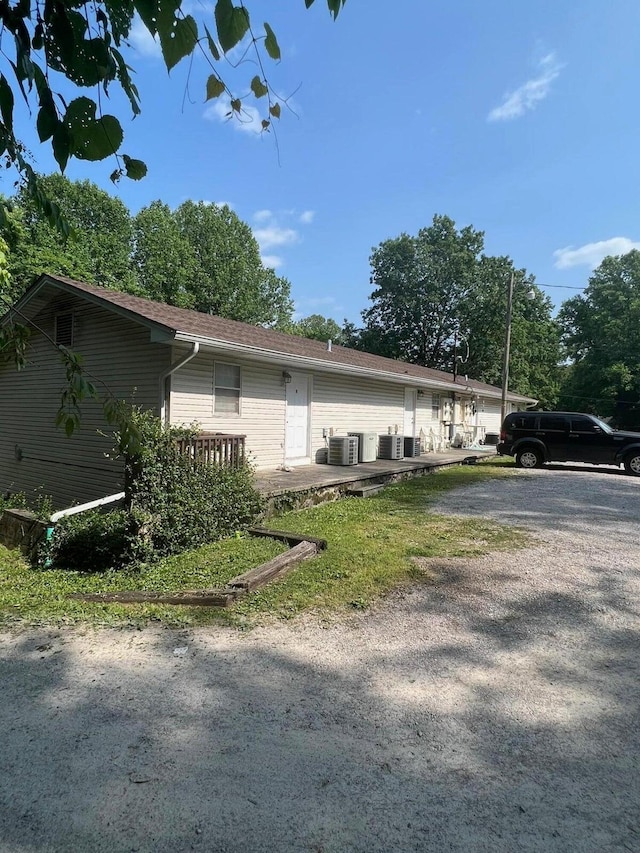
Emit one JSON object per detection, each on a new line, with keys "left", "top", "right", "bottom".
{"left": 500, "top": 429, "right": 506, "bottom": 441}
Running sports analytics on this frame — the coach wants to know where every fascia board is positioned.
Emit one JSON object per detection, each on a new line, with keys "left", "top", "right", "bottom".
{"left": 173, "top": 332, "right": 484, "bottom": 396}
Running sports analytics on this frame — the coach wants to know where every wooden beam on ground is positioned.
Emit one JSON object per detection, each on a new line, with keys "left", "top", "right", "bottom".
{"left": 226, "top": 540, "right": 319, "bottom": 592}
{"left": 70, "top": 588, "right": 242, "bottom": 607}
{"left": 70, "top": 533, "right": 323, "bottom": 607}
{"left": 248, "top": 527, "right": 327, "bottom": 550}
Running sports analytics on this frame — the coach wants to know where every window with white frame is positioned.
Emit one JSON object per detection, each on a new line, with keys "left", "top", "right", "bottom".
{"left": 213, "top": 362, "right": 241, "bottom": 415}
{"left": 431, "top": 393, "right": 440, "bottom": 419}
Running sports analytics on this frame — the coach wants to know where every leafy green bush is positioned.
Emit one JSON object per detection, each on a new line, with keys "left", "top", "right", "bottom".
{"left": 0, "top": 490, "right": 53, "bottom": 521}
{"left": 0, "top": 492, "right": 27, "bottom": 515}
{"left": 123, "top": 413, "right": 263, "bottom": 562}
{"left": 47, "top": 509, "right": 129, "bottom": 572}
{"left": 46, "top": 411, "right": 264, "bottom": 570}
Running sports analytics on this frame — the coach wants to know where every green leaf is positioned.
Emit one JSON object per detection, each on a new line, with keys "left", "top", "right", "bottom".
{"left": 250, "top": 75, "right": 268, "bottom": 98}
{"left": 231, "top": 98, "right": 242, "bottom": 113}
{"left": 269, "top": 102, "right": 281, "bottom": 119}
{"left": 204, "top": 24, "right": 221, "bottom": 61}
{"left": 263, "top": 23, "right": 280, "bottom": 60}
{"left": 0, "top": 76, "right": 14, "bottom": 134}
{"left": 159, "top": 14, "right": 198, "bottom": 72}
{"left": 52, "top": 124, "right": 71, "bottom": 172}
{"left": 206, "top": 74, "right": 225, "bottom": 100}
{"left": 32, "top": 22, "right": 44, "bottom": 51}
{"left": 134, "top": 0, "right": 159, "bottom": 35}
{"left": 123, "top": 155, "right": 148, "bottom": 180}
{"left": 327, "top": 0, "right": 346, "bottom": 19}
{"left": 64, "top": 97, "right": 123, "bottom": 161}
{"left": 112, "top": 49, "right": 142, "bottom": 116}
{"left": 215, "top": 0, "right": 249, "bottom": 53}
{"left": 37, "top": 104, "right": 58, "bottom": 142}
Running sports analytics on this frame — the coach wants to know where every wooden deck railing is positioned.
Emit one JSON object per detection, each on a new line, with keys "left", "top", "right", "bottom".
{"left": 174, "top": 433, "right": 246, "bottom": 468}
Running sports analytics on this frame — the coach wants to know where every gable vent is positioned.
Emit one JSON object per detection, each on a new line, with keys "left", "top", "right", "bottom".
{"left": 55, "top": 313, "right": 74, "bottom": 347}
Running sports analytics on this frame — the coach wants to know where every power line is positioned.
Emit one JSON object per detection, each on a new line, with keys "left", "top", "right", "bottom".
{"left": 534, "top": 282, "right": 585, "bottom": 290}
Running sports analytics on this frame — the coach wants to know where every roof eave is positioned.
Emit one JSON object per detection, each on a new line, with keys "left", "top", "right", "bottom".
{"left": 173, "top": 331, "right": 532, "bottom": 402}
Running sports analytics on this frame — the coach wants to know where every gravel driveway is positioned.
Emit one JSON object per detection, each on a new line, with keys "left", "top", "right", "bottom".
{"left": 1, "top": 466, "right": 639, "bottom": 852}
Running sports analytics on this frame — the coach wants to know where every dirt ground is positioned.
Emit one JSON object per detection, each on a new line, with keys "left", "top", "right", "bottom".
{"left": 1, "top": 465, "right": 639, "bottom": 852}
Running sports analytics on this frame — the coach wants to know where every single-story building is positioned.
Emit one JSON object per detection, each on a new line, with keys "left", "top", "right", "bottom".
{"left": 0, "top": 274, "right": 536, "bottom": 508}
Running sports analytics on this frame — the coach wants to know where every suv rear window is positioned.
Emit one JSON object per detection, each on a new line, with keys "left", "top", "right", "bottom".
{"left": 508, "top": 414, "right": 535, "bottom": 429}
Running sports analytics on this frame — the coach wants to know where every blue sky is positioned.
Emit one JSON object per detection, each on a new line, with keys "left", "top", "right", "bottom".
{"left": 7, "top": 0, "right": 640, "bottom": 323}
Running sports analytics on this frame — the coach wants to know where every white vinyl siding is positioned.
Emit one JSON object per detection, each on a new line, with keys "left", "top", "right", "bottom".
{"left": 170, "top": 357, "right": 504, "bottom": 467}
{"left": 476, "top": 397, "right": 503, "bottom": 434}
{"left": 170, "top": 352, "right": 286, "bottom": 470}
{"left": 311, "top": 374, "right": 404, "bottom": 451}
{"left": 0, "top": 296, "right": 170, "bottom": 509}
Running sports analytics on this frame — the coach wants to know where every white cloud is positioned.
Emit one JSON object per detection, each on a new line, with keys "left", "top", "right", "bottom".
{"left": 254, "top": 225, "right": 299, "bottom": 251}
{"left": 553, "top": 237, "right": 640, "bottom": 269}
{"left": 198, "top": 200, "right": 234, "bottom": 208}
{"left": 251, "top": 208, "right": 315, "bottom": 269}
{"left": 128, "top": 16, "right": 161, "bottom": 58}
{"left": 488, "top": 53, "right": 563, "bottom": 122}
{"left": 261, "top": 254, "right": 283, "bottom": 269}
{"left": 203, "top": 100, "right": 264, "bottom": 135}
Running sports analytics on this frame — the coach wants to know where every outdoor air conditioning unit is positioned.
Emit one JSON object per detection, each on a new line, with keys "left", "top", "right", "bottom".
{"left": 378, "top": 434, "right": 404, "bottom": 460}
{"left": 328, "top": 435, "right": 359, "bottom": 466}
{"left": 404, "top": 436, "right": 421, "bottom": 457}
{"left": 347, "top": 432, "right": 378, "bottom": 462}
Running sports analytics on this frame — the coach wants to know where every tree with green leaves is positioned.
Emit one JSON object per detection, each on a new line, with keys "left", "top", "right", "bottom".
{"left": 348, "top": 215, "right": 561, "bottom": 406}
{"left": 173, "top": 200, "right": 293, "bottom": 327}
{"left": 558, "top": 250, "right": 640, "bottom": 427}
{"left": 456, "top": 255, "right": 561, "bottom": 408}
{"left": 131, "top": 201, "right": 199, "bottom": 309}
{"left": 6, "top": 174, "right": 136, "bottom": 296}
{"left": 290, "top": 314, "right": 345, "bottom": 343}
{"left": 354, "top": 215, "right": 484, "bottom": 367}
{"left": 0, "top": 0, "right": 347, "bottom": 230}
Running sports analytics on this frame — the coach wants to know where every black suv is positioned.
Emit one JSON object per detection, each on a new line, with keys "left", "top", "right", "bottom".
{"left": 497, "top": 411, "right": 640, "bottom": 475}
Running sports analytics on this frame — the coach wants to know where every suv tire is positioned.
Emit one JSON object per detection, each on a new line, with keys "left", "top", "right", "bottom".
{"left": 624, "top": 451, "right": 640, "bottom": 476}
{"left": 515, "top": 446, "right": 543, "bottom": 469}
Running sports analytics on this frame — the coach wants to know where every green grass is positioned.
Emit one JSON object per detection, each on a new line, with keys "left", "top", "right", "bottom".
{"left": 0, "top": 457, "right": 525, "bottom": 628}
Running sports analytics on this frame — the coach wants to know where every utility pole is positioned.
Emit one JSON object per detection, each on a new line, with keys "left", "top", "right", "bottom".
{"left": 500, "top": 271, "right": 515, "bottom": 424}
{"left": 452, "top": 326, "right": 458, "bottom": 383}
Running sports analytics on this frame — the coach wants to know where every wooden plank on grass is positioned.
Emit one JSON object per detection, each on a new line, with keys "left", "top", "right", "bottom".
{"left": 227, "top": 540, "right": 318, "bottom": 592}
{"left": 248, "top": 527, "right": 327, "bottom": 550}
{"left": 70, "top": 588, "right": 242, "bottom": 607}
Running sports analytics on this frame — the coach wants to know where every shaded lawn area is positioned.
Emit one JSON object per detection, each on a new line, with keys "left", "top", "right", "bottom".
{"left": 0, "top": 458, "right": 527, "bottom": 628}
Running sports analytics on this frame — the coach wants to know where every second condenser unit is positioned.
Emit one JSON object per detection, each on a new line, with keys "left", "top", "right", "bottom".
{"left": 347, "top": 432, "right": 378, "bottom": 462}
{"left": 378, "top": 434, "right": 404, "bottom": 460}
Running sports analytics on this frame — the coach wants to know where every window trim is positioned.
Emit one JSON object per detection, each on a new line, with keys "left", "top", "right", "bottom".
{"left": 213, "top": 361, "right": 242, "bottom": 417}
{"left": 431, "top": 393, "right": 441, "bottom": 420}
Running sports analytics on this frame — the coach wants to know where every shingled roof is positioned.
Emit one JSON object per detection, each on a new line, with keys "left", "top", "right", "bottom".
{"left": 15, "top": 274, "right": 535, "bottom": 403}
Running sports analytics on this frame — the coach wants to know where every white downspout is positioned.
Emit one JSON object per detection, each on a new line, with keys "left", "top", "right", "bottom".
{"left": 159, "top": 342, "right": 200, "bottom": 426}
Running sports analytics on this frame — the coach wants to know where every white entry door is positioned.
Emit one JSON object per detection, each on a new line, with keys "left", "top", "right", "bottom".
{"left": 285, "top": 372, "right": 310, "bottom": 464}
{"left": 403, "top": 388, "right": 417, "bottom": 437}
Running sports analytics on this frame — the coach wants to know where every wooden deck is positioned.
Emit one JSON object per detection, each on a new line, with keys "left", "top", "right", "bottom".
{"left": 254, "top": 448, "right": 497, "bottom": 500}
